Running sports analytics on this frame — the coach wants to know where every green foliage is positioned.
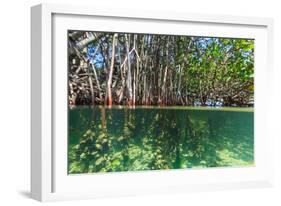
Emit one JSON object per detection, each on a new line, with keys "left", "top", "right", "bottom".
{"left": 180, "top": 38, "right": 254, "bottom": 106}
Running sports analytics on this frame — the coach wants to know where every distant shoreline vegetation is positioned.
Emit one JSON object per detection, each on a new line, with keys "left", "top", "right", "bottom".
{"left": 68, "top": 31, "right": 254, "bottom": 107}
{"left": 69, "top": 105, "right": 254, "bottom": 113}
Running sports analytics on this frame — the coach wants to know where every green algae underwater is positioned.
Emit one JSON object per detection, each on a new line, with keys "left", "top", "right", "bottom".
{"left": 68, "top": 106, "right": 254, "bottom": 174}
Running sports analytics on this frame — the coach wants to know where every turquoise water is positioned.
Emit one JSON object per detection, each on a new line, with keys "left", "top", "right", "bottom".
{"left": 68, "top": 106, "right": 254, "bottom": 174}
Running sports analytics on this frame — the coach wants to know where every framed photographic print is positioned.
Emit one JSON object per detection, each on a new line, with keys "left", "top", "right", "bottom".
{"left": 31, "top": 3, "right": 274, "bottom": 201}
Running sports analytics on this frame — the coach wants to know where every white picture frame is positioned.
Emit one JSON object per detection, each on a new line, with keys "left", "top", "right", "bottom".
{"left": 31, "top": 3, "right": 274, "bottom": 202}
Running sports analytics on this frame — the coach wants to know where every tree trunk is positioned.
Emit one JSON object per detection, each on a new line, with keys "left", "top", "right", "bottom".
{"left": 90, "top": 64, "right": 102, "bottom": 101}
{"left": 106, "top": 33, "right": 118, "bottom": 107}
{"left": 125, "top": 34, "right": 133, "bottom": 106}
{"left": 162, "top": 65, "right": 168, "bottom": 105}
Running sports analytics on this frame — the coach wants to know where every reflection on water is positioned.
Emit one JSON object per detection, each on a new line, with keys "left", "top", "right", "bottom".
{"left": 68, "top": 107, "right": 254, "bottom": 174}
